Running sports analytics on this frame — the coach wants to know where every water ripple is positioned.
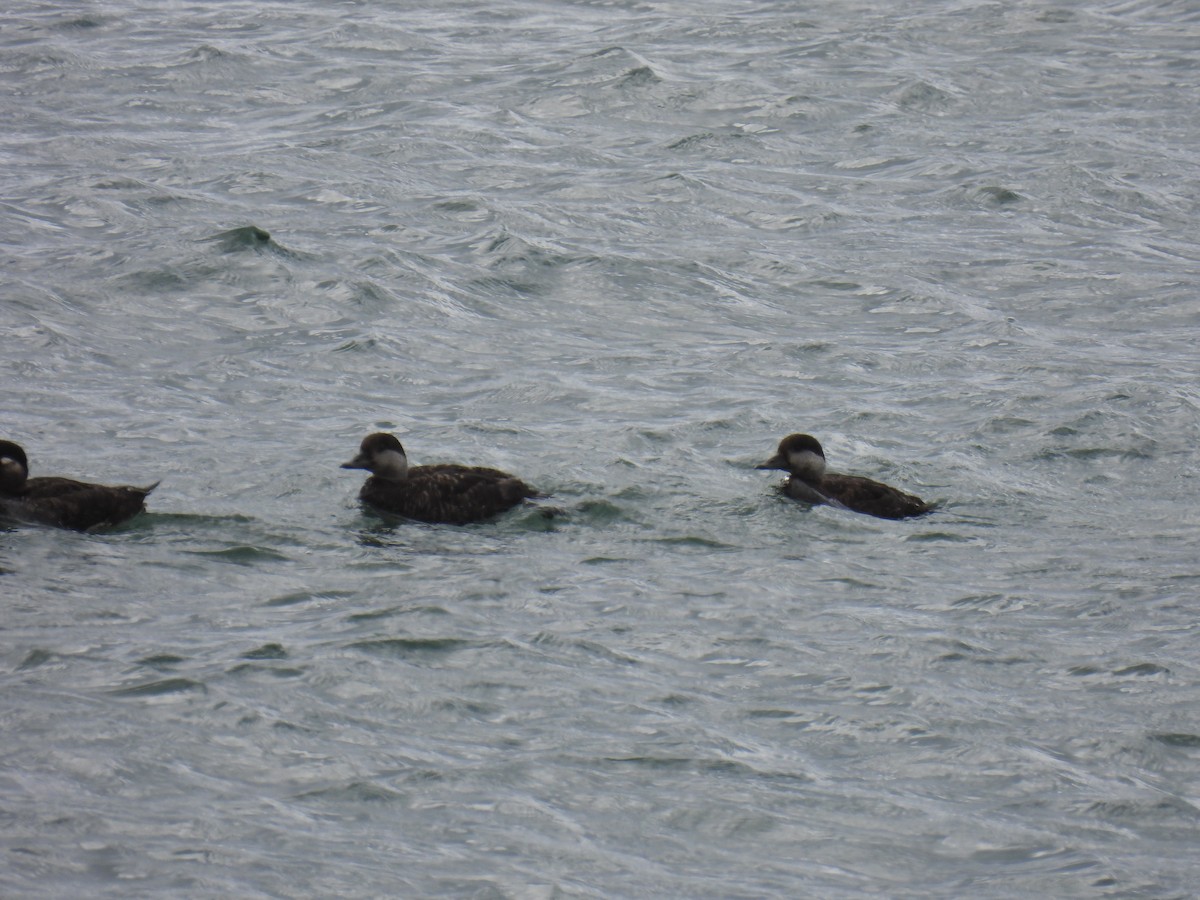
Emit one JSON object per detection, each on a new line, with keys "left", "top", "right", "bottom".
{"left": 3, "top": 0, "right": 1199, "bottom": 897}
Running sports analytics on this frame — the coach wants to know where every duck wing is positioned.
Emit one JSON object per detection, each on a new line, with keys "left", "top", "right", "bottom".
{"left": 1, "top": 481, "right": 156, "bottom": 531}
{"left": 17, "top": 476, "right": 99, "bottom": 499}
{"left": 364, "top": 466, "right": 537, "bottom": 525}
{"left": 821, "top": 473, "right": 931, "bottom": 520}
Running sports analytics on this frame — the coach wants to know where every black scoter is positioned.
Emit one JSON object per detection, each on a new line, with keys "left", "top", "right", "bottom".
{"left": 757, "top": 433, "right": 932, "bottom": 520}
{"left": 341, "top": 432, "right": 538, "bottom": 525}
{"left": 0, "top": 440, "right": 157, "bottom": 531}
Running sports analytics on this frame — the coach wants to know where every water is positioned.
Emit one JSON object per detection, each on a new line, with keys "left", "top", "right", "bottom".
{"left": 3, "top": 0, "right": 1200, "bottom": 896}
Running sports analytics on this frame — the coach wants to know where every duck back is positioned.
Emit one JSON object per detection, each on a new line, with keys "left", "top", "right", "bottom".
{"left": 818, "top": 473, "right": 931, "bottom": 520}
{"left": 2, "top": 477, "right": 157, "bottom": 531}
{"left": 360, "top": 464, "right": 536, "bottom": 525}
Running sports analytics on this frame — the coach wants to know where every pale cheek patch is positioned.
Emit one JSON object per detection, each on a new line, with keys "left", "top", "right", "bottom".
{"left": 375, "top": 449, "right": 408, "bottom": 478}
{"left": 787, "top": 450, "right": 825, "bottom": 479}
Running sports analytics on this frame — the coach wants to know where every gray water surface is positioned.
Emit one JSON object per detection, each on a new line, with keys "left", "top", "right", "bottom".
{"left": 3, "top": 1, "right": 1200, "bottom": 896}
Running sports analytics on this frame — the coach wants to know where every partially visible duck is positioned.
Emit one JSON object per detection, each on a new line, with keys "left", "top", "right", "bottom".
{"left": 341, "top": 432, "right": 539, "bottom": 525}
{"left": 757, "top": 433, "right": 932, "bottom": 520}
{"left": 0, "top": 440, "right": 158, "bottom": 531}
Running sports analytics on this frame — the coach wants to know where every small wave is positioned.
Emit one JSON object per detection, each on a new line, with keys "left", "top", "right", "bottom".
{"left": 347, "top": 637, "right": 478, "bottom": 659}
{"left": 202, "top": 225, "right": 273, "bottom": 252}
{"left": 109, "top": 677, "right": 206, "bottom": 697}
{"left": 185, "top": 545, "right": 291, "bottom": 565}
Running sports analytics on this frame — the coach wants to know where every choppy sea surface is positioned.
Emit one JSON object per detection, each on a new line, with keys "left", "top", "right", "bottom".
{"left": 3, "top": 1, "right": 1200, "bottom": 896}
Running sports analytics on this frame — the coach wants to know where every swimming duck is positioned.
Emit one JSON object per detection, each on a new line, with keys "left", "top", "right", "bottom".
{"left": 0, "top": 440, "right": 158, "bottom": 531}
{"left": 757, "top": 433, "right": 932, "bottom": 520}
{"left": 341, "top": 432, "right": 539, "bottom": 525}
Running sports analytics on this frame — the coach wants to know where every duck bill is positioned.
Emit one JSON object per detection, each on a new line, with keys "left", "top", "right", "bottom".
{"left": 340, "top": 453, "right": 370, "bottom": 470}
{"left": 756, "top": 453, "right": 787, "bottom": 471}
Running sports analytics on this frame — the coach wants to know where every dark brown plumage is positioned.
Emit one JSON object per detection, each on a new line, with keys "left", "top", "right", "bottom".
{"left": 757, "top": 433, "right": 932, "bottom": 520}
{"left": 341, "top": 432, "right": 538, "bottom": 525}
{"left": 0, "top": 440, "right": 157, "bottom": 531}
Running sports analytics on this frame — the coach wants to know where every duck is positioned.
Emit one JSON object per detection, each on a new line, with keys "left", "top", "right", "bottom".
{"left": 0, "top": 440, "right": 158, "bottom": 531}
{"left": 341, "top": 432, "right": 539, "bottom": 525}
{"left": 757, "top": 433, "right": 932, "bottom": 520}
